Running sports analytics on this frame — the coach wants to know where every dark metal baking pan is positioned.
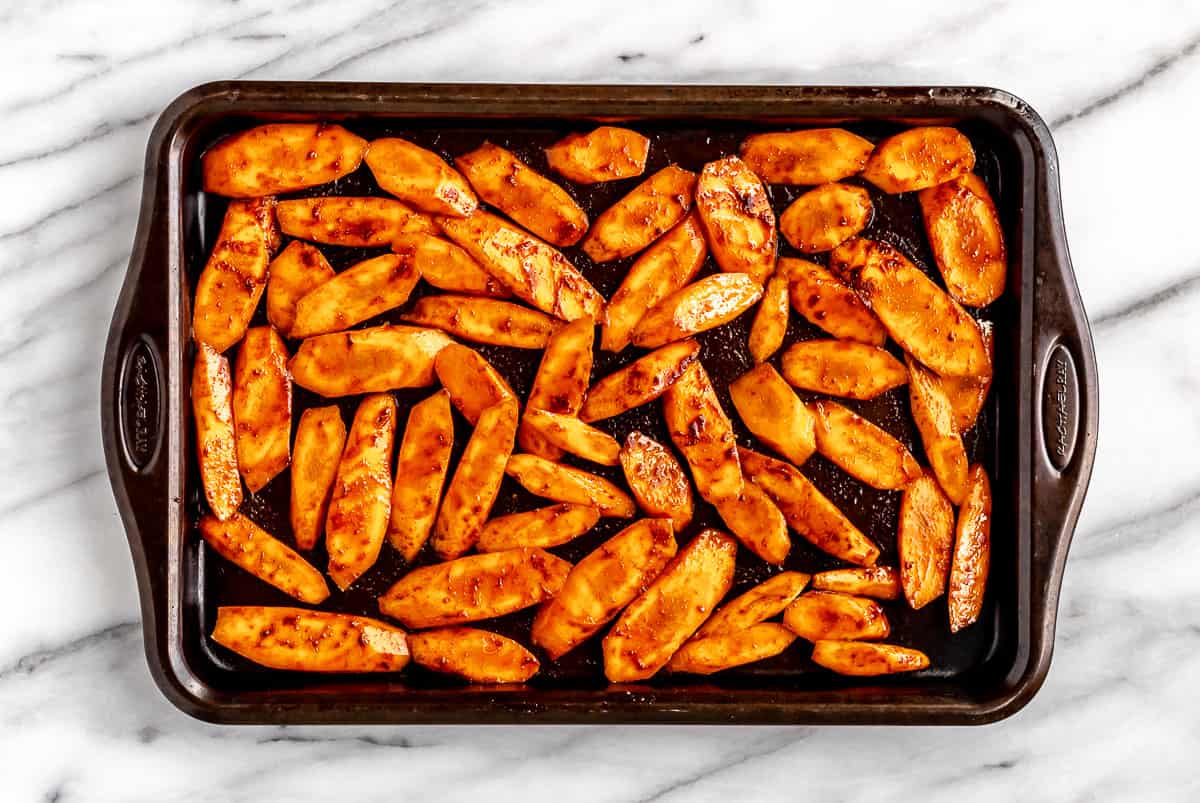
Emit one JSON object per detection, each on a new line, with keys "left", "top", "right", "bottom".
{"left": 101, "top": 82, "right": 1097, "bottom": 725}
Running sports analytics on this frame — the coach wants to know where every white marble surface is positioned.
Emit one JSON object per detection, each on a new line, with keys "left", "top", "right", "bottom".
{"left": 2, "top": 0, "right": 1199, "bottom": 799}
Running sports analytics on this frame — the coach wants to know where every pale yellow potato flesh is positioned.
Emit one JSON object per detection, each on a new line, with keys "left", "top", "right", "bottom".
{"left": 695, "top": 155, "right": 777, "bottom": 284}
{"left": 780, "top": 340, "right": 908, "bottom": 400}
{"left": 581, "top": 165, "right": 697, "bottom": 262}
{"left": 783, "top": 591, "right": 890, "bottom": 642}
{"left": 861, "top": 126, "right": 976, "bottom": 194}
{"left": 810, "top": 640, "right": 930, "bottom": 676}
{"left": 202, "top": 123, "right": 367, "bottom": 197}
{"left": 662, "top": 361, "right": 744, "bottom": 503}
{"left": 523, "top": 409, "right": 620, "bottom": 466}
{"left": 290, "top": 405, "right": 347, "bottom": 551}
{"left": 199, "top": 513, "right": 329, "bottom": 604}
{"left": 713, "top": 480, "right": 791, "bottom": 564}
{"left": 695, "top": 571, "right": 810, "bottom": 638}
{"left": 401, "top": 294, "right": 562, "bottom": 349}
{"left": 898, "top": 474, "right": 955, "bottom": 610}
{"left": 667, "top": 623, "right": 796, "bottom": 675}
{"left": 739, "top": 128, "right": 875, "bottom": 185}
{"left": 504, "top": 454, "right": 636, "bottom": 518}
{"left": 782, "top": 257, "right": 887, "bottom": 346}
{"left": 579, "top": 339, "right": 700, "bottom": 422}
{"left": 288, "top": 254, "right": 419, "bottom": 338}
{"left": 545, "top": 126, "right": 650, "bottom": 184}
{"left": 748, "top": 275, "right": 790, "bottom": 363}
{"left": 232, "top": 327, "right": 292, "bottom": 493}
{"left": 192, "top": 344, "right": 242, "bottom": 520}
{"left": 937, "top": 321, "right": 995, "bottom": 433}
{"left": 519, "top": 316, "right": 594, "bottom": 459}
{"left": 290, "top": 325, "right": 453, "bottom": 397}
{"left": 434, "top": 344, "right": 516, "bottom": 425}
{"left": 812, "top": 400, "right": 922, "bottom": 490}
{"left": 619, "top": 431, "right": 694, "bottom": 532}
{"left": 908, "top": 356, "right": 970, "bottom": 504}
{"left": 387, "top": 390, "right": 454, "bottom": 563}
{"left": 276, "top": 197, "right": 436, "bottom": 247}
{"left": 391, "top": 233, "right": 510, "bottom": 298}
{"left": 408, "top": 627, "right": 539, "bottom": 683}
{"left": 476, "top": 503, "right": 601, "bottom": 552}
{"left": 212, "top": 606, "right": 408, "bottom": 672}
{"left": 378, "top": 547, "right": 571, "bottom": 629}
{"left": 949, "top": 464, "right": 992, "bottom": 633}
{"left": 728, "top": 363, "right": 817, "bottom": 467}
{"left": 811, "top": 566, "right": 901, "bottom": 600}
{"left": 325, "top": 394, "right": 397, "bottom": 590}
{"left": 265, "top": 241, "right": 335, "bottom": 337}
{"left": 919, "top": 173, "right": 1006, "bottom": 307}
{"left": 631, "top": 272, "right": 763, "bottom": 349}
{"left": 364, "top": 137, "right": 478, "bottom": 217}
{"left": 779, "top": 182, "right": 872, "bottom": 254}
{"left": 532, "top": 518, "right": 676, "bottom": 660}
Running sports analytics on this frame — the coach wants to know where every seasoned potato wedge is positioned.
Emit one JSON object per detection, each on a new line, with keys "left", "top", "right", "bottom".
{"left": 477, "top": 503, "right": 601, "bottom": 552}
{"left": 949, "top": 464, "right": 992, "bottom": 632}
{"left": 290, "top": 406, "right": 347, "bottom": 551}
{"left": 532, "top": 518, "right": 676, "bottom": 660}
{"left": 908, "top": 356, "right": 969, "bottom": 504}
{"left": 603, "top": 530, "right": 738, "bottom": 682}
{"left": 212, "top": 606, "right": 408, "bottom": 672}
{"left": 199, "top": 513, "right": 329, "bottom": 604}
{"left": 364, "top": 137, "right": 477, "bottom": 217}
{"left": 391, "top": 233, "right": 509, "bottom": 298}
{"left": 780, "top": 340, "right": 908, "bottom": 400}
{"left": 289, "top": 254, "right": 420, "bottom": 338}
{"left": 387, "top": 390, "right": 454, "bottom": 563}
{"left": 290, "top": 325, "right": 453, "bottom": 397}
{"left": 939, "top": 321, "right": 994, "bottom": 432}
{"left": 325, "top": 394, "right": 397, "bottom": 590}
{"left": 631, "top": 273, "right": 763, "bottom": 348}
{"left": 602, "top": 212, "right": 707, "bottom": 352}
{"left": 812, "top": 400, "right": 921, "bottom": 490}
{"left": 408, "top": 627, "right": 539, "bottom": 683}
{"left": 619, "top": 431, "right": 694, "bottom": 531}
{"left": 662, "top": 361, "right": 743, "bottom": 502}
{"left": 276, "top": 197, "right": 436, "bottom": 247}
{"left": 920, "top": 173, "right": 1006, "bottom": 307}
{"left": 779, "top": 183, "right": 872, "bottom": 254}
{"left": 581, "top": 165, "right": 697, "bottom": 262}
{"left": 713, "top": 480, "right": 791, "bottom": 564}
{"left": 504, "top": 454, "right": 636, "bottom": 518}
{"left": 232, "top": 327, "right": 292, "bottom": 493}
{"left": 782, "top": 258, "right": 887, "bottom": 346}
{"left": 898, "top": 474, "right": 955, "bottom": 609}
{"left": 378, "top": 547, "right": 571, "bottom": 629}
{"left": 545, "top": 126, "right": 650, "bottom": 184}
{"left": 456, "top": 142, "right": 588, "bottom": 246}
{"left": 434, "top": 344, "right": 516, "bottom": 425}
{"left": 437, "top": 210, "right": 604, "bottom": 321}
{"left": 861, "top": 126, "right": 975, "bottom": 194}
{"left": 695, "top": 156, "right": 777, "bottom": 283}
{"left": 810, "top": 640, "right": 930, "bottom": 676}
{"left": 580, "top": 339, "right": 700, "bottom": 422}
{"left": 667, "top": 623, "right": 796, "bottom": 675}
{"left": 192, "top": 198, "right": 278, "bottom": 353}
{"left": 202, "top": 123, "right": 367, "bottom": 197}
{"left": 811, "top": 566, "right": 901, "bottom": 600}
{"left": 748, "top": 275, "right": 790, "bottom": 363}
{"left": 192, "top": 344, "right": 241, "bottom": 520}
{"left": 739, "top": 128, "right": 874, "bottom": 185}
{"left": 431, "top": 399, "right": 519, "bottom": 559}
{"left": 523, "top": 409, "right": 620, "bottom": 465}
{"left": 265, "top": 241, "right": 335, "bottom": 336}
{"left": 401, "top": 295, "right": 561, "bottom": 349}
{"left": 783, "top": 591, "right": 890, "bottom": 642}
{"left": 831, "top": 238, "right": 989, "bottom": 377}
{"left": 740, "top": 448, "right": 880, "bottom": 566}
{"left": 728, "top": 363, "right": 817, "bottom": 467}
{"left": 520, "top": 316, "right": 594, "bottom": 459}
{"left": 695, "top": 571, "right": 810, "bottom": 638}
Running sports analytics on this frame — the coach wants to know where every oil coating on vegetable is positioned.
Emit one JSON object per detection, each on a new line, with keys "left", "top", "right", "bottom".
{"left": 212, "top": 606, "right": 408, "bottom": 672}
{"left": 387, "top": 390, "right": 454, "bottom": 563}
{"left": 202, "top": 123, "right": 367, "bottom": 198}
{"left": 232, "top": 326, "right": 292, "bottom": 493}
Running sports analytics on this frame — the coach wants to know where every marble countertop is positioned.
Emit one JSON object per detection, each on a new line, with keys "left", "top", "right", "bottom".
{"left": 2, "top": 0, "right": 1199, "bottom": 799}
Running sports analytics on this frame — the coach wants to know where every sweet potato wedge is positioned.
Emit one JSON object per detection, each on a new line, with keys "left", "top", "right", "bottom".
{"left": 812, "top": 400, "right": 921, "bottom": 490}
{"left": 192, "top": 198, "right": 278, "bottom": 353}
{"left": 290, "top": 405, "right": 347, "bottom": 551}
{"left": 434, "top": 344, "right": 516, "bottom": 425}
{"left": 408, "top": 627, "right": 539, "bottom": 683}
{"left": 740, "top": 448, "right": 880, "bottom": 566}
{"left": 400, "top": 295, "right": 561, "bottom": 349}
{"left": 938, "top": 321, "right": 994, "bottom": 432}
{"left": 783, "top": 591, "right": 890, "bottom": 642}
{"left": 619, "top": 431, "right": 694, "bottom": 531}
{"left": 603, "top": 530, "right": 738, "bottom": 682}
{"left": 192, "top": 344, "right": 241, "bottom": 520}
{"left": 811, "top": 566, "right": 901, "bottom": 600}
{"left": 199, "top": 513, "right": 329, "bottom": 604}
{"left": 378, "top": 547, "right": 571, "bottom": 629}
{"left": 545, "top": 126, "right": 650, "bottom": 184}
{"left": 898, "top": 474, "right": 955, "bottom": 610}
{"left": 456, "top": 142, "right": 588, "bottom": 246}
{"left": 476, "top": 503, "right": 601, "bottom": 552}
{"left": 919, "top": 173, "right": 1007, "bottom": 307}
{"left": 202, "top": 123, "right": 367, "bottom": 197}
{"left": 728, "top": 363, "right": 817, "bottom": 467}
{"left": 780, "top": 340, "right": 908, "bottom": 400}
{"left": 364, "top": 137, "right": 477, "bottom": 217}
{"left": 748, "top": 275, "right": 790, "bottom": 363}
{"left": 779, "top": 182, "right": 872, "bottom": 254}
{"left": 504, "top": 454, "right": 636, "bottom": 518}
{"left": 290, "top": 325, "right": 453, "bottom": 397}
{"left": 232, "top": 327, "right": 292, "bottom": 493}
{"left": 631, "top": 273, "right": 763, "bottom": 348}
{"left": 391, "top": 233, "right": 510, "bottom": 298}
{"left": 810, "top": 640, "right": 929, "bottom": 676}
{"left": 580, "top": 165, "right": 696, "bottom": 262}
{"left": 695, "top": 155, "right": 777, "bottom": 283}
{"left": 739, "top": 128, "right": 874, "bottom": 185}
{"left": 713, "top": 478, "right": 791, "bottom": 564}
{"left": 288, "top": 254, "right": 420, "bottom": 338}
{"left": 265, "top": 241, "right": 335, "bottom": 337}
{"left": 325, "top": 394, "right": 397, "bottom": 590}
{"left": 948, "top": 464, "right": 992, "bottom": 632}
{"left": 519, "top": 316, "right": 594, "bottom": 459}
{"left": 908, "top": 356, "right": 969, "bottom": 504}
{"left": 695, "top": 571, "right": 810, "bottom": 638}
{"left": 523, "top": 409, "right": 620, "bottom": 465}
{"left": 276, "top": 196, "right": 436, "bottom": 247}
{"left": 602, "top": 212, "right": 707, "bottom": 352}
{"left": 579, "top": 339, "right": 700, "bottom": 422}
{"left": 861, "top": 126, "right": 975, "bottom": 194}
{"left": 212, "top": 606, "right": 408, "bottom": 672}
{"left": 387, "top": 390, "right": 454, "bottom": 563}
{"left": 531, "top": 518, "right": 676, "bottom": 660}
{"left": 667, "top": 623, "right": 796, "bottom": 675}
{"left": 782, "top": 258, "right": 887, "bottom": 346}
{"left": 431, "top": 399, "right": 519, "bottom": 559}
{"left": 662, "top": 360, "right": 743, "bottom": 502}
